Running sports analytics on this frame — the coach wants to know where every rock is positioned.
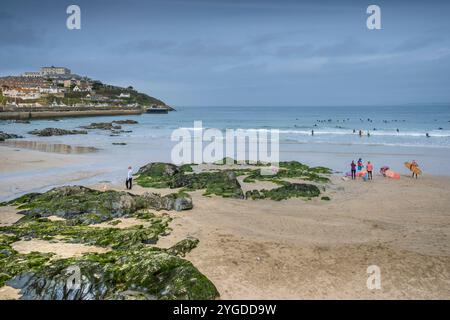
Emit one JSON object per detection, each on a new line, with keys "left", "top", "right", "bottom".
{"left": 137, "top": 162, "right": 180, "bottom": 177}
{"left": 28, "top": 128, "right": 88, "bottom": 137}
{"left": 112, "top": 120, "right": 138, "bottom": 124}
{"left": 0, "top": 131, "right": 23, "bottom": 141}
{"left": 141, "top": 192, "right": 193, "bottom": 211}
{"left": 166, "top": 238, "right": 199, "bottom": 257}
{"left": 4, "top": 185, "right": 192, "bottom": 224}
{"left": 245, "top": 182, "right": 321, "bottom": 201}
{"left": 135, "top": 162, "right": 244, "bottom": 198}
{"left": 14, "top": 120, "right": 31, "bottom": 124}
{"left": 112, "top": 142, "right": 127, "bottom": 145}
{"left": 6, "top": 247, "right": 219, "bottom": 300}
{"left": 80, "top": 122, "right": 119, "bottom": 130}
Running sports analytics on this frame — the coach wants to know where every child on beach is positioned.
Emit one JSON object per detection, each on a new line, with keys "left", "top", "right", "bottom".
{"left": 366, "top": 161, "right": 373, "bottom": 180}
{"left": 126, "top": 166, "right": 133, "bottom": 190}
{"left": 351, "top": 161, "right": 356, "bottom": 180}
{"left": 357, "top": 158, "right": 363, "bottom": 171}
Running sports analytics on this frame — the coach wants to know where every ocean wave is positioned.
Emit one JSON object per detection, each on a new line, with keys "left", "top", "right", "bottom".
{"left": 178, "top": 127, "right": 450, "bottom": 138}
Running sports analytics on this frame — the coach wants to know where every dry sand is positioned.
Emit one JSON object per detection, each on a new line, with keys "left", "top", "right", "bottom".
{"left": 155, "top": 175, "right": 450, "bottom": 299}
{"left": 1, "top": 149, "right": 450, "bottom": 299}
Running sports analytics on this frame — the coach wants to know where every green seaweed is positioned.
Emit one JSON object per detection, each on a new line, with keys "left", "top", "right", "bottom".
{"left": 0, "top": 216, "right": 171, "bottom": 249}
{"left": 245, "top": 182, "right": 321, "bottom": 201}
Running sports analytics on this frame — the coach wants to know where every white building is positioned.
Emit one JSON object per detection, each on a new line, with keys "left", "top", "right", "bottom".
{"left": 22, "top": 72, "right": 42, "bottom": 78}
{"left": 73, "top": 85, "right": 92, "bottom": 92}
{"left": 39, "top": 87, "right": 60, "bottom": 94}
{"left": 2, "top": 88, "right": 41, "bottom": 100}
{"left": 118, "top": 93, "right": 131, "bottom": 98}
{"left": 40, "top": 66, "right": 71, "bottom": 76}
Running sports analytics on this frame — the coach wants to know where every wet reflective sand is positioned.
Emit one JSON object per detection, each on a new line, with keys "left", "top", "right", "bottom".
{"left": 0, "top": 140, "right": 99, "bottom": 154}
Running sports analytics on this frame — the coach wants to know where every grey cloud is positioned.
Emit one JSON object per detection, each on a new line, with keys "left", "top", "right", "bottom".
{"left": 392, "top": 36, "right": 442, "bottom": 53}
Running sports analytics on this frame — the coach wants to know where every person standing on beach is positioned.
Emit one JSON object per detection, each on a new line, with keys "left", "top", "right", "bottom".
{"left": 410, "top": 160, "right": 419, "bottom": 179}
{"left": 357, "top": 158, "right": 363, "bottom": 171}
{"left": 351, "top": 161, "right": 357, "bottom": 180}
{"left": 311, "top": 130, "right": 314, "bottom": 136}
{"left": 126, "top": 166, "right": 133, "bottom": 190}
{"left": 367, "top": 161, "right": 373, "bottom": 180}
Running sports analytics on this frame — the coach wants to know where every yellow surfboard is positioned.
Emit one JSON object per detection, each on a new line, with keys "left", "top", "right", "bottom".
{"left": 405, "top": 162, "right": 422, "bottom": 175}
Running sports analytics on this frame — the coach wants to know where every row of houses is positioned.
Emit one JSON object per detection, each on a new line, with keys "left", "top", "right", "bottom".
{"left": 1, "top": 86, "right": 66, "bottom": 100}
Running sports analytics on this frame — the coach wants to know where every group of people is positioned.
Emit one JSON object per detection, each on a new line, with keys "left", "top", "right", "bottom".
{"left": 350, "top": 159, "right": 421, "bottom": 180}
{"left": 350, "top": 158, "right": 373, "bottom": 180}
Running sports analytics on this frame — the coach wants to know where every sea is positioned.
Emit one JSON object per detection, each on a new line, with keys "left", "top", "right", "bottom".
{"left": 1, "top": 105, "right": 450, "bottom": 198}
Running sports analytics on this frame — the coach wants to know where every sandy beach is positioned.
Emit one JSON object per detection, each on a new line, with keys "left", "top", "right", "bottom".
{"left": 1, "top": 147, "right": 449, "bottom": 299}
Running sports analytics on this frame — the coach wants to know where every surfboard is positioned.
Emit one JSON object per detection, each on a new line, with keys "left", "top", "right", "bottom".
{"left": 404, "top": 162, "right": 422, "bottom": 175}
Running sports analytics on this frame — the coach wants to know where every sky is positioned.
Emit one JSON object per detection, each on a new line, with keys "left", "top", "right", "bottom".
{"left": 1, "top": 0, "right": 450, "bottom": 106}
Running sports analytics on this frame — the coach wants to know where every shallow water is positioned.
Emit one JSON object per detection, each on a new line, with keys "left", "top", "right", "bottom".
{"left": 1, "top": 105, "right": 450, "bottom": 193}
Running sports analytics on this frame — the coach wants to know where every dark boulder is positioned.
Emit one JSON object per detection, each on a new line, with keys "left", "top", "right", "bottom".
{"left": 0, "top": 131, "right": 23, "bottom": 141}
{"left": 28, "top": 128, "right": 88, "bottom": 137}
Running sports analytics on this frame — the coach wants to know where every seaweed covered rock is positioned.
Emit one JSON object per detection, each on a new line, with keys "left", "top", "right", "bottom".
{"left": 0, "top": 233, "right": 53, "bottom": 287}
{"left": 141, "top": 191, "right": 193, "bottom": 211}
{"left": 3, "top": 186, "right": 192, "bottom": 224}
{"left": 166, "top": 238, "right": 199, "bottom": 257}
{"left": 112, "top": 119, "right": 139, "bottom": 124}
{"left": 136, "top": 162, "right": 244, "bottom": 198}
{"left": 245, "top": 182, "right": 321, "bottom": 201}
{"left": 28, "top": 128, "right": 88, "bottom": 136}
{"left": 1, "top": 217, "right": 170, "bottom": 249}
{"left": 137, "top": 162, "right": 180, "bottom": 180}
{"left": 243, "top": 161, "right": 331, "bottom": 183}
{"left": 80, "top": 122, "right": 121, "bottom": 130}
{"left": 0, "top": 131, "right": 23, "bottom": 141}
{"left": 5, "top": 245, "right": 219, "bottom": 300}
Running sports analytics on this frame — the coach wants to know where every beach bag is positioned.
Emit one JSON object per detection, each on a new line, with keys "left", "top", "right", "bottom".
{"left": 385, "top": 170, "right": 400, "bottom": 179}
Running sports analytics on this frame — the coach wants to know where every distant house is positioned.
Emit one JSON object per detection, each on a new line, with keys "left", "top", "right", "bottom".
{"left": 22, "top": 72, "right": 42, "bottom": 78}
{"left": 73, "top": 85, "right": 92, "bottom": 92}
{"left": 39, "top": 87, "right": 59, "bottom": 94}
{"left": 2, "top": 88, "right": 41, "bottom": 100}
{"left": 118, "top": 93, "right": 131, "bottom": 98}
{"left": 64, "top": 79, "right": 76, "bottom": 88}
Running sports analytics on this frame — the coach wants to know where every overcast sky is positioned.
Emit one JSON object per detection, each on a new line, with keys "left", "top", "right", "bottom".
{"left": 1, "top": 0, "right": 450, "bottom": 106}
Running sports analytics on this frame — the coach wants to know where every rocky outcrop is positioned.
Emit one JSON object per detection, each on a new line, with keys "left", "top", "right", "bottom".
{"left": 3, "top": 186, "right": 193, "bottom": 224}
{"left": 0, "top": 228, "right": 218, "bottom": 300}
{"left": 112, "top": 120, "right": 138, "bottom": 124}
{"left": 28, "top": 128, "right": 88, "bottom": 136}
{"left": 81, "top": 122, "right": 121, "bottom": 130}
{"left": 5, "top": 244, "right": 219, "bottom": 300}
{"left": 136, "top": 162, "right": 244, "bottom": 198}
{"left": 141, "top": 191, "right": 193, "bottom": 211}
{"left": 245, "top": 182, "right": 321, "bottom": 201}
{"left": 137, "top": 162, "right": 180, "bottom": 177}
{"left": 0, "top": 131, "right": 23, "bottom": 141}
